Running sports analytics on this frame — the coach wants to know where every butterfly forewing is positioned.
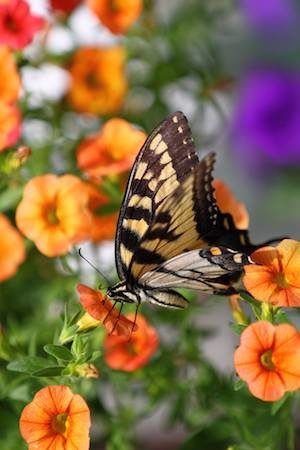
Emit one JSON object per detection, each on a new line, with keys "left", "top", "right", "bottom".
{"left": 128, "top": 153, "right": 219, "bottom": 279}
{"left": 116, "top": 111, "right": 199, "bottom": 281}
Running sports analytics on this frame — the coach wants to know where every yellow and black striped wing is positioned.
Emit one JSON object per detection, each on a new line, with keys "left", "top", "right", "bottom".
{"left": 115, "top": 111, "right": 199, "bottom": 280}
{"left": 128, "top": 152, "right": 219, "bottom": 280}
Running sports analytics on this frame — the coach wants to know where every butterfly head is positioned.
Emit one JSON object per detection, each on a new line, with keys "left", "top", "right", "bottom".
{"left": 107, "top": 281, "right": 140, "bottom": 304}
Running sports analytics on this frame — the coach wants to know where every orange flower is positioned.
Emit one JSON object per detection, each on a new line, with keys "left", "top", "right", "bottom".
{"left": 67, "top": 46, "right": 127, "bottom": 115}
{"left": 213, "top": 179, "right": 249, "bottom": 230}
{"left": 77, "top": 283, "right": 136, "bottom": 336}
{"left": 243, "top": 239, "right": 300, "bottom": 307}
{"left": 0, "top": 102, "right": 21, "bottom": 152}
{"left": 19, "top": 385, "right": 90, "bottom": 450}
{"left": 16, "top": 174, "right": 92, "bottom": 257}
{"left": 88, "top": 0, "right": 143, "bottom": 34}
{"left": 0, "top": 214, "right": 25, "bottom": 282}
{"left": 77, "top": 118, "right": 147, "bottom": 179}
{"left": 104, "top": 313, "right": 159, "bottom": 371}
{"left": 0, "top": 45, "right": 21, "bottom": 103}
{"left": 234, "top": 321, "right": 300, "bottom": 401}
{"left": 85, "top": 182, "right": 118, "bottom": 242}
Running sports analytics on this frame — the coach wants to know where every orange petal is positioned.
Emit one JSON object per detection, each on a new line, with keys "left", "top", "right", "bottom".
{"left": 250, "top": 246, "right": 280, "bottom": 268}
{"left": 77, "top": 284, "right": 111, "bottom": 321}
{"left": 277, "top": 239, "right": 300, "bottom": 274}
{"left": 35, "top": 226, "right": 71, "bottom": 257}
{"left": 34, "top": 386, "right": 73, "bottom": 416}
{"left": 77, "top": 284, "right": 136, "bottom": 336}
{"left": 248, "top": 370, "right": 286, "bottom": 402}
{"left": 243, "top": 266, "right": 277, "bottom": 302}
{"left": 21, "top": 174, "right": 58, "bottom": 205}
{"left": 239, "top": 321, "right": 275, "bottom": 351}
{"left": 213, "top": 179, "right": 249, "bottom": 230}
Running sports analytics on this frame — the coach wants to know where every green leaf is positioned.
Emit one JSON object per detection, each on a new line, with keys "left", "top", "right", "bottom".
{"left": 271, "top": 394, "right": 289, "bottom": 415}
{"left": 91, "top": 350, "right": 102, "bottom": 362}
{"left": 32, "top": 366, "right": 64, "bottom": 377}
{"left": 180, "top": 418, "right": 233, "bottom": 450}
{"left": 44, "top": 344, "right": 73, "bottom": 361}
{"left": 0, "top": 185, "right": 23, "bottom": 211}
{"left": 7, "top": 357, "right": 50, "bottom": 374}
{"left": 233, "top": 379, "right": 245, "bottom": 391}
{"left": 229, "top": 322, "right": 247, "bottom": 335}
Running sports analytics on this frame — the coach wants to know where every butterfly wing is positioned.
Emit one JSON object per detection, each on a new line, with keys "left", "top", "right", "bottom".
{"left": 127, "top": 152, "right": 219, "bottom": 281}
{"left": 115, "top": 111, "right": 199, "bottom": 280}
{"left": 139, "top": 247, "right": 251, "bottom": 295}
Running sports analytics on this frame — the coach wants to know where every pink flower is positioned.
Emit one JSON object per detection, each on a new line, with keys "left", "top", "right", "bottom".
{"left": 0, "top": 0, "right": 45, "bottom": 50}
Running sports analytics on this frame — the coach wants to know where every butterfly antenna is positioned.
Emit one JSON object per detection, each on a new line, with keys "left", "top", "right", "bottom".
{"left": 78, "top": 248, "right": 111, "bottom": 286}
{"left": 110, "top": 302, "right": 124, "bottom": 335}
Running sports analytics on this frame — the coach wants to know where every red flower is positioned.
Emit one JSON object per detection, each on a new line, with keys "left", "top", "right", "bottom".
{"left": 104, "top": 313, "right": 159, "bottom": 371}
{"left": 77, "top": 284, "right": 136, "bottom": 336}
{"left": 0, "top": 0, "right": 45, "bottom": 50}
{"left": 50, "top": 0, "right": 82, "bottom": 14}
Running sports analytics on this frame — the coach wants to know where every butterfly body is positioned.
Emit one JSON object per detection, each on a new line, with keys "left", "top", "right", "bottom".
{"left": 108, "top": 246, "right": 252, "bottom": 308}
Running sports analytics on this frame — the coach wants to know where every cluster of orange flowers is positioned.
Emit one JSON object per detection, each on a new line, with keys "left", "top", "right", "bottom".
{"left": 216, "top": 184, "right": 300, "bottom": 402}
{"left": 0, "top": 46, "right": 21, "bottom": 152}
{"left": 13, "top": 119, "right": 146, "bottom": 258}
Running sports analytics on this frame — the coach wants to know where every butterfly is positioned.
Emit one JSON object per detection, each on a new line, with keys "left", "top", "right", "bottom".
{"left": 103, "top": 111, "right": 263, "bottom": 310}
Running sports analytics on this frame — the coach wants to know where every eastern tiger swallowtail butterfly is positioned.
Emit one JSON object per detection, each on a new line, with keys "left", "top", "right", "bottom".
{"left": 104, "top": 111, "right": 259, "bottom": 309}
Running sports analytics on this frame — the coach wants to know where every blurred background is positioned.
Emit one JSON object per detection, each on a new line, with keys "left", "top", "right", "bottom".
{"left": 0, "top": 0, "right": 300, "bottom": 449}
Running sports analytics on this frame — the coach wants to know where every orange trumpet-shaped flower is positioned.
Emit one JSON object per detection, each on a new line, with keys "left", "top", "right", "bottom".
{"left": 77, "top": 118, "right": 147, "bottom": 179}
{"left": 213, "top": 179, "right": 249, "bottom": 230}
{"left": 16, "top": 174, "right": 92, "bottom": 257}
{"left": 77, "top": 284, "right": 136, "bottom": 336}
{"left": 85, "top": 182, "right": 118, "bottom": 242}
{"left": 88, "top": 0, "right": 143, "bottom": 34}
{"left": 0, "top": 46, "right": 21, "bottom": 103}
{"left": 67, "top": 46, "right": 127, "bottom": 116}
{"left": 234, "top": 321, "right": 300, "bottom": 401}
{"left": 0, "top": 102, "right": 21, "bottom": 152}
{"left": 243, "top": 239, "right": 300, "bottom": 307}
{"left": 104, "top": 313, "right": 159, "bottom": 371}
{"left": 19, "top": 385, "right": 90, "bottom": 450}
{"left": 0, "top": 214, "right": 25, "bottom": 282}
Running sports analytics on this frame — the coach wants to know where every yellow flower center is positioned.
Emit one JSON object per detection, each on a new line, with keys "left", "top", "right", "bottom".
{"left": 127, "top": 342, "right": 138, "bottom": 356}
{"left": 275, "top": 272, "right": 290, "bottom": 288}
{"left": 46, "top": 206, "right": 59, "bottom": 225}
{"left": 85, "top": 72, "right": 101, "bottom": 89}
{"left": 260, "top": 350, "right": 275, "bottom": 370}
{"left": 51, "top": 412, "right": 69, "bottom": 435}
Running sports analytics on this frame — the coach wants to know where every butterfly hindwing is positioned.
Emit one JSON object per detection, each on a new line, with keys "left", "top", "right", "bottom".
{"left": 139, "top": 246, "right": 251, "bottom": 294}
{"left": 116, "top": 111, "right": 199, "bottom": 281}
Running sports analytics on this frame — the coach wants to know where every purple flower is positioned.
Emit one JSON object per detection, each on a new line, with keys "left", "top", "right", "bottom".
{"left": 240, "top": 0, "right": 299, "bottom": 37}
{"left": 232, "top": 68, "right": 300, "bottom": 167}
